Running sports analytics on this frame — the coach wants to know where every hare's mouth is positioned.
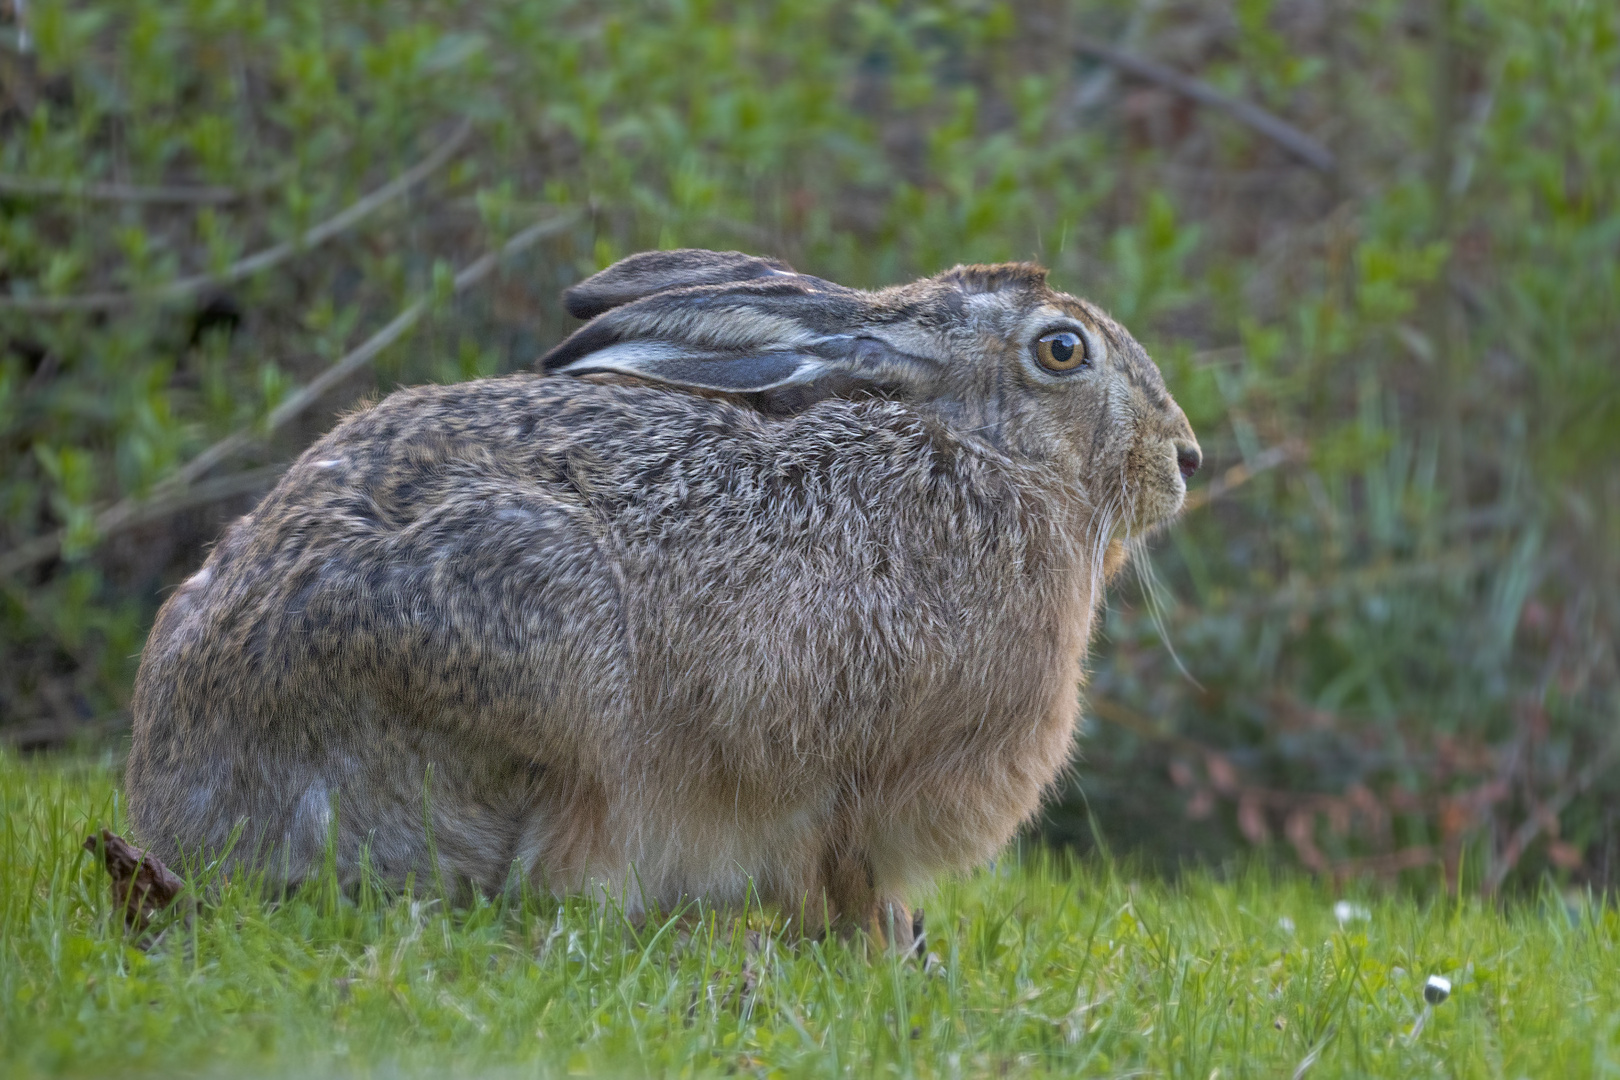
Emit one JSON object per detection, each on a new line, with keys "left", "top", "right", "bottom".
{"left": 1124, "top": 499, "right": 1184, "bottom": 535}
{"left": 1114, "top": 465, "right": 1188, "bottom": 535}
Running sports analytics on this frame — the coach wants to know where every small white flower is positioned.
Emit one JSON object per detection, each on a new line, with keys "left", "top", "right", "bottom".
{"left": 1277, "top": 916, "right": 1296, "bottom": 934}
{"left": 1333, "top": 901, "right": 1370, "bottom": 926}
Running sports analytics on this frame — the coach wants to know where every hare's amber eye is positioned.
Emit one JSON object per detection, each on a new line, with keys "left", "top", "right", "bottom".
{"left": 1035, "top": 330, "right": 1088, "bottom": 372}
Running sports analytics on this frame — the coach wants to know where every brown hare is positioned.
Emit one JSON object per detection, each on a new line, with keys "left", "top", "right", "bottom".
{"left": 126, "top": 250, "right": 1200, "bottom": 946}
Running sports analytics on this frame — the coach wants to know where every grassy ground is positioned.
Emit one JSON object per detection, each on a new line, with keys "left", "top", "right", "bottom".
{"left": 2, "top": 751, "right": 1615, "bottom": 1079}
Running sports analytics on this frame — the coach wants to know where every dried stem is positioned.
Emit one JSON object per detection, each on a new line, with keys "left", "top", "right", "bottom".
{"left": 1073, "top": 36, "right": 1337, "bottom": 174}
{"left": 1181, "top": 441, "right": 1302, "bottom": 513}
{"left": 0, "top": 175, "right": 244, "bottom": 204}
{"left": 163, "top": 211, "right": 579, "bottom": 490}
{"left": 1482, "top": 736, "right": 1620, "bottom": 894}
{"left": 0, "top": 120, "right": 472, "bottom": 313}
{"left": 0, "top": 211, "right": 579, "bottom": 579}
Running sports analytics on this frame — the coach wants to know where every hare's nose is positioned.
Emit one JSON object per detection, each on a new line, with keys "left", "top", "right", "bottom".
{"left": 1175, "top": 443, "right": 1202, "bottom": 480}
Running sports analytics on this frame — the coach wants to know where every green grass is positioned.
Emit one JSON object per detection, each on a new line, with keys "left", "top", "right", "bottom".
{"left": 2, "top": 752, "right": 1616, "bottom": 1079}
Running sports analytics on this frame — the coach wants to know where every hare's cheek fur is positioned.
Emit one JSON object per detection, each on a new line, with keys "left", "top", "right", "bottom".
{"left": 1102, "top": 538, "right": 1131, "bottom": 581}
{"left": 1122, "top": 435, "right": 1188, "bottom": 532}
{"left": 1090, "top": 363, "right": 1196, "bottom": 538}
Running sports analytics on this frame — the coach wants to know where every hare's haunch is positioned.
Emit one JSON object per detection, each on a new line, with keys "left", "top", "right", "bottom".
{"left": 127, "top": 251, "right": 1199, "bottom": 939}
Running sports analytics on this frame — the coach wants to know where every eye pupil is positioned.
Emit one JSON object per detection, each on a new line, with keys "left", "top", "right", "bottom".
{"left": 1050, "top": 336, "right": 1074, "bottom": 363}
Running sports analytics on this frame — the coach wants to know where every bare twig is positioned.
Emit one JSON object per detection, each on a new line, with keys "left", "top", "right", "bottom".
{"left": 0, "top": 137, "right": 351, "bottom": 204}
{"left": 165, "top": 211, "right": 580, "bottom": 489}
{"left": 117, "top": 464, "right": 289, "bottom": 528}
{"left": 1091, "top": 685, "right": 1615, "bottom": 890}
{"left": 1325, "top": 846, "right": 1440, "bottom": 882}
{"left": 0, "top": 120, "right": 472, "bottom": 313}
{"left": 0, "top": 175, "right": 243, "bottom": 204}
{"left": 1482, "top": 735, "right": 1620, "bottom": 894}
{"left": 3, "top": 708, "right": 129, "bottom": 751}
{"left": 0, "top": 212, "right": 579, "bottom": 579}
{"left": 0, "top": 466, "right": 286, "bottom": 579}
{"left": 1073, "top": 36, "right": 1337, "bottom": 174}
{"left": 1085, "top": 694, "right": 1210, "bottom": 757}
{"left": 1181, "top": 440, "right": 1302, "bottom": 513}
{"left": 1244, "top": 549, "right": 1493, "bottom": 616}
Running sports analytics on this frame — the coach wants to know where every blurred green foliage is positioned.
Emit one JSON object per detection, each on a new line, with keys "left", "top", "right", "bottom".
{"left": 0, "top": 0, "right": 1615, "bottom": 890}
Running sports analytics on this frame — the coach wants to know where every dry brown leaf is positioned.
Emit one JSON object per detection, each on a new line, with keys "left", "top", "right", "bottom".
{"left": 1205, "top": 752, "right": 1239, "bottom": 794}
{"left": 1548, "top": 841, "right": 1584, "bottom": 870}
{"left": 1237, "top": 794, "right": 1270, "bottom": 844}
{"left": 83, "top": 829, "right": 185, "bottom": 932}
{"left": 1285, "top": 810, "right": 1327, "bottom": 872}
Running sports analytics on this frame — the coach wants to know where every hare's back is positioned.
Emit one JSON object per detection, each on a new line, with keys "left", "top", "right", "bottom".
{"left": 132, "top": 377, "right": 640, "bottom": 770}
{"left": 126, "top": 376, "right": 651, "bottom": 876}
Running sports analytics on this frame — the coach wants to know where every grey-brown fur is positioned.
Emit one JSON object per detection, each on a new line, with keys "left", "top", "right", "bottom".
{"left": 126, "top": 249, "right": 1198, "bottom": 943}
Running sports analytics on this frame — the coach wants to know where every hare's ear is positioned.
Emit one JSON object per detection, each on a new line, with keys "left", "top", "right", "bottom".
{"left": 541, "top": 277, "right": 942, "bottom": 404}
{"left": 562, "top": 249, "right": 797, "bottom": 319}
{"left": 543, "top": 335, "right": 939, "bottom": 402}
{"left": 543, "top": 262, "right": 944, "bottom": 406}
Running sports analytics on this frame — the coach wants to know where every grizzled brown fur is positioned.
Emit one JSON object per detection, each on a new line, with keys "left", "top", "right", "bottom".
{"left": 127, "top": 249, "right": 1199, "bottom": 943}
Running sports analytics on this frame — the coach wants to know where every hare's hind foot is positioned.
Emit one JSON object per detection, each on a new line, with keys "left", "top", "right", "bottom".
{"left": 817, "top": 845, "right": 922, "bottom": 956}
{"left": 865, "top": 900, "right": 924, "bottom": 957}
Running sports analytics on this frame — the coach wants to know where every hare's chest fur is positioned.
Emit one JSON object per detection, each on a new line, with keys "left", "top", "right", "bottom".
{"left": 523, "top": 380, "right": 1097, "bottom": 889}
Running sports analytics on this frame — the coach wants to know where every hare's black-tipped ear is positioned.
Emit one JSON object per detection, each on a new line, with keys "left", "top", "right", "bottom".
{"left": 544, "top": 335, "right": 940, "bottom": 409}
{"left": 544, "top": 338, "right": 827, "bottom": 394}
{"left": 542, "top": 259, "right": 944, "bottom": 408}
{"left": 562, "top": 249, "right": 797, "bottom": 319}
{"left": 540, "top": 270, "right": 942, "bottom": 408}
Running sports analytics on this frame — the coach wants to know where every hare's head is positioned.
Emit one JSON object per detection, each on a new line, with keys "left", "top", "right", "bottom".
{"left": 541, "top": 250, "right": 1199, "bottom": 537}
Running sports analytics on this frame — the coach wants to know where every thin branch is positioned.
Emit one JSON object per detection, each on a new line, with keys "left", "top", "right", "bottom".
{"left": 118, "top": 464, "right": 290, "bottom": 530}
{"left": 0, "top": 137, "right": 354, "bottom": 205}
{"left": 0, "top": 211, "right": 579, "bottom": 579}
{"left": 1085, "top": 694, "right": 1210, "bottom": 757}
{"left": 166, "top": 211, "right": 579, "bottom": 489}
{"left": 1181, "top": 440, "right": 1302, "bottom": 513}
{"left": 0, "top": 120, "right": 472, "bottom": 313}
{"left": 1324, "top": 846, "right": 1440, "bottom": 882}
{"left": 0, "top": 175, "right": 244, "bottom": 204}
{"left": 3, "top": 709, "right": 129, "bottom": 751}
{"left": 0, "top": 467, "right": 286, "bottom": 579}
{"left": 0, "top": 533, "right": 69, "bottom": 583}
{"left": 1482, "top": 735, "right": 1620, "bottom": 894}
{"left": 1073, "top": 36, "right": 1337, "bottom": 174}
{"left": 1246, "top": 549, "right": 1493, "bottom": 616}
